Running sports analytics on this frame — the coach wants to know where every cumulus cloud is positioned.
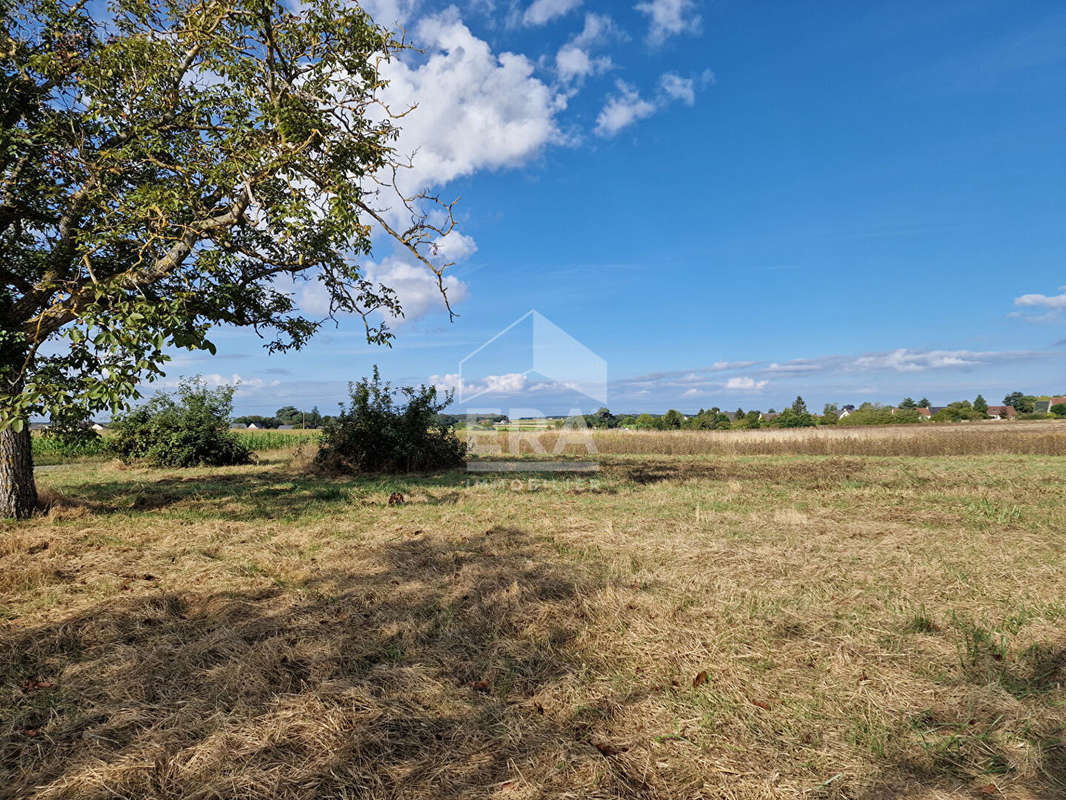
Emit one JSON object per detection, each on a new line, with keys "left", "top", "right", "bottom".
{"left": 431, "top": 371, "right": 529, "bottom": 397}
{"left": 634, "top": 0, "right": 702, "bottom": 46}
{"left": 358, "top": 0, "right": 421, "bottom": 28}
{"left": 1015, "top": 290, "right": 1066, "bottom": 309}
{"left": 594, "top": 70, "right": 710, "bottom": 136}
{"left": 659, "top": 72, "right": 695, "bottom": 105}
{"left": 288, "top": 244, "right": 470, "bottom": 325}
{"left": 555, "top": 13, "right": 621, "bottom": 84}
{"left": 523, "top": 0, "right": 582, "bottom": 26}
{"left": 364, "top": 256, "right": 470, "bottom": 323}
{"left": 725, "top": 377, "right": 768, "bottom": 391}
{"left": 594, "top": 81, "right": 658, "bottom": 137}
{"left": 378, "top": 12, "right": 565, "bottom": 197}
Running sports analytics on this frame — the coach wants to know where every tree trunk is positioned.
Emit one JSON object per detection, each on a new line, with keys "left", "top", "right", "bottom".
{"left": 0, "top": 424, "right": 38, "bottom": 519}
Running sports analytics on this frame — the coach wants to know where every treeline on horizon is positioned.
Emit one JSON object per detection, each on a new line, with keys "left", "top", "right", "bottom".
{"left": 226, "top": 393, "right": 1065, "bottom": 432}
{"left": 568, "top": 392, "right": 1066, "bottom": 431}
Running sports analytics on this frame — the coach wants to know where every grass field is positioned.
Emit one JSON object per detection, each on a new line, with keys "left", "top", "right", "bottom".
{"left": 4, "top": 432, "right": 1066, "bottom": 798}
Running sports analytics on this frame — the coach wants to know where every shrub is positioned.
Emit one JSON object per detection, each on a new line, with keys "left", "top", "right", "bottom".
{"left": 315, "top": 366, "right": 467, "bottom": 473}
{"left": 1051, "top": 403, "right": 1066, "bottom": 419}
{"left": 109, "top": 378, "right": 252, "bottom": 467}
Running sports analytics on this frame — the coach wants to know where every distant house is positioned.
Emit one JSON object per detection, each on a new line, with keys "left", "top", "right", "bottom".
{"left": 928, "top": 407, "right": 947, "bottom": 416}
{"left": 247, "top": 423, "right": 258, "bottom": 429}
{"left": 1033, "top": 397, "right": 1066, "bottom": 415}
{"left": 29, "top": 422, "right": 50, "bottom": 432}
{"left": 985, "top": 405, "right": 1017, "bottom": 421}
{"left": 277, "top": 424, "right": 294, "bottom": 430}
{"left": 91, "top": 423, "right": 106, "bottom": 432}
{"left": 916, "top": 407, "right": 932, "bottom": 419}
{"left": 837, "top": 405, "right": 856, "bottom": 419}
{"left": 760, "top": 412, "right": 780, "bottom": 422}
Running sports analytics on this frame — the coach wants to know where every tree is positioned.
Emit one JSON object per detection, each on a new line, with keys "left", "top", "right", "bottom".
{"left": 634, "top": 413, "right": 658, "bottom": 430}
{"left": 823, "top": 402, "right": 839, "bottom": 421}
{"left": 899, "top": 397, "right": 917, "bottom": 409}
{"left": 791, "top": 396, "right": 808, "bottom": 415}
{"left": 1050, "top": 403, "right": 1066, "bottom": 419}
{"left": 275, "top": 406, "right": 302, "bottom": 426}
{"left": 1003, "top": 392, "right": 1036, "bottom": 414}
{"left": 662, "top": 409, "right": 684, "bottom": 429}
{"left": 589, "top": 406, "right": 617, "bottom": 429}
{"left": 973, "top": 394, "right": 988, "bottom": 415}
{"left": 0, "top": 0, "right": 458, "bottom": 516}
{"left": 917, "top": 398, "right": 930, "bottom": 408}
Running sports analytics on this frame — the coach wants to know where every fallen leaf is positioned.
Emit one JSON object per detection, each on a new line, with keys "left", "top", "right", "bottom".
{"left": 751, "top": 699, "right": 772, "bottom": 711}
{"left": 142, "top": 574, "right": 156, "bottom": 581}
{"left": 471, "top": 680, "right": 490, "bottom": 693}
{"left": 858, "top": 671, "right": 869, "bottom": 684}
{"left": 693, "top": 670, "right": 708, "bottom": 688}
{"left": 977, "top": 784, "right": 998, "bottom": 796}
{"left": 592, "top": 741, "right": 626, "bottom": 757}
{"left": 21, "top": 679, "right": 54, "bottom": 691}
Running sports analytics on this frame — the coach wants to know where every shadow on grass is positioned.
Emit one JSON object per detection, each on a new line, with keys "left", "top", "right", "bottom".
{"left": 0, "top": 527, "right": 634, "bottom": 799}
{"left": 45, "top": 466, "right": 481, "bottom": 522}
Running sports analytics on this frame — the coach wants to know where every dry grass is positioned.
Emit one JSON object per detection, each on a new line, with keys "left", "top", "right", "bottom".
{"left": 467, "top": 419, "right": 1066, "bottom": 458}
{"left": 3, "top": 447, "right": 1066, "bottom": 798}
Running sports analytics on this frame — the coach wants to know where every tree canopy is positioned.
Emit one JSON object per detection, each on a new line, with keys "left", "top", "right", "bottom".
{"left": 0, "top": 0, "right": 457, "bottom": 516}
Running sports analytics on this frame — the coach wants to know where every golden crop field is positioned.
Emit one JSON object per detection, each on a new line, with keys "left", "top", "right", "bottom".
{"left": 3, "top": 426, "right": 1065, "bottom": 799}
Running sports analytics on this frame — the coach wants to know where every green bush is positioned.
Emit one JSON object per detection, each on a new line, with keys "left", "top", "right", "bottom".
{"left": 1051, "top": 404, "right": 1066, "bottom": 419}
{"left": 839, "top": 407, "right": 921, "bottom": 426}
{"left": 315, "top": 366, "right": 467, "bottom": 473}
{"left": 109, "top": 378, "right": 252, "bottom": 467}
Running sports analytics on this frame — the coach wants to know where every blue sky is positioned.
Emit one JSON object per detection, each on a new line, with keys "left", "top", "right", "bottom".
{"left": 166, "top": 0, "right": 1066, "bottom": 417}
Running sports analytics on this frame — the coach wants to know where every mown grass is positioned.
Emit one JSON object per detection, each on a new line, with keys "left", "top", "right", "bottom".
{"left": 3, "top": 445, "right": 1066, "bottom": 798}
{"left": 32, "top": 428, "right": 318, "bottom": 467}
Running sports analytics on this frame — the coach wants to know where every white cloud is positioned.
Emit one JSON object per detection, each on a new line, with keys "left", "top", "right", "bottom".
{"left": 556, "top": 44, "right": 613, "bottom": 84}
{"left": 431, "top": 230, "right": 478, "bottom": 262}
{"left": 595, "top": 70, "right": 709, "bottom": 137}
{"left": 377, "top": 11, "right": 565, "bottom": 197}
{"left": 1015, "top": 291, "right": 1066, "bottom": 309}
{"left": 555, "top": 13, "right": 620, "bottom": 84}
{"left": 659, "top": 72, "right": 695, "bottom": 105}
{"left": 594, "top": 80, "right": 658, "bottom": 137}
{"left": 852, "top": 349, "right": 981, "bottom": 372}
{"left": 725, "top": 377, "right": 768, "bottom": 391}
{"left": 431, "top": 371, "right": 528, "bottom": 396}
{"left": 358, "top": 0, "right": 421, "bottom": 28}
{"left": 634, "top": 0, "right": 701, "bottom": 46}
{"left": 288, "top": 248, "right": 470, "bottom": 325}
{"left": 364, "top": 256, "right": 470, "bottom": 323}
{"left": 523, "top": 0, "right": 582, "bottom": 26}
